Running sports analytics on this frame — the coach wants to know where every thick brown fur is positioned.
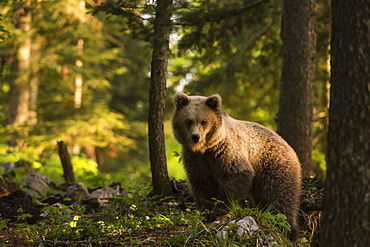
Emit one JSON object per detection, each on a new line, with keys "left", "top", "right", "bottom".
{"left": 172, "top": 93, "right": 302, "bottom": 240}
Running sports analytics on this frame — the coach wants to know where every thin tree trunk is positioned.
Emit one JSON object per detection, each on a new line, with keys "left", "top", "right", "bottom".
{"left": 74, "top": 0, "right": 85, "bottom": 109}
{"left": 9, "top": 0, "right": 32, "bottom": 146}
{"left": 321, "top": 1, "right": 370, "bottom": 246}
{"left": 277, "top": 0, "right": 316, "bottom": 177}
{"left": 72, "top": 0, "right": 86, "bottom": 155}
{"left": 148, "top": 0, "right": 172, "bottom": 196}
{"left": 74, "top": 39, "right": 84, "bottom": 109}
{"left": 28, "top": 74, "right": 39, "bottom": 125}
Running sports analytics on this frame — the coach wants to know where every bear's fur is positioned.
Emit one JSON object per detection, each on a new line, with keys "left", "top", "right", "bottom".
{"left": 172, "top": 93, "right": 302, "bottom": 240}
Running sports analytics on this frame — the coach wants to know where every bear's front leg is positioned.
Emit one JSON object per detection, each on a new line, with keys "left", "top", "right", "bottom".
{"left": 182, "top": 149, "right": 220, "bottom": 216}
{"left": 187, "top": 172, "right": 219, "bottom": 212}
{"left": 211, "top": 166, "right": 255, "bottom": 219}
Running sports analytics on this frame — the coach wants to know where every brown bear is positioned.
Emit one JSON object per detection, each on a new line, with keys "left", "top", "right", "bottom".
{"left": 172, "top": 92, "right": 302, "bottom": 240}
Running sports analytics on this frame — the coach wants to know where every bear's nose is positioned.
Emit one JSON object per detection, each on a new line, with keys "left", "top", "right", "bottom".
{"left": 191, "top": 134, "right": 200, "bottom": 143}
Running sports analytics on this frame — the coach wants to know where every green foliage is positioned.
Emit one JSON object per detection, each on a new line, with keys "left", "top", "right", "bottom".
{"left": 257, "top": 207, "right": 291, "bottom": 238}
{"left": 90, "top": 0, "right": 155, "bottom": 42}
{"left": 312, "top": 149, "right": 327, "bottom": 177}
{"left": 0, "top": 144, "right": 40, "bottom": 183}
{"left": 38, "top": 153, "right": 101, "bottom": 185}
{"left": 302, "top": 176, "right": 323, "bottom": 192}
{"left": 91, "top": 0, "right": 288, "bottom": 130}
{"left": 0, "top": 141, "right": 148, "bottom": 188}
{"left": 0, "top": 14, "right": 11, "bottom": 41}
{"left": 15, "top": 203, "right": 111, "bottom": 243}
{"left": 172, "top": 151, "right": 181, "bottom": 163}
{"left": 165, "top": 199, "right": 295, "bottom": 247}
{"left": 168, "top": 0, "right": 282, "bottom": 129}
{"left": 0, "top": 0, "right": 154, "bottom": 181}
{"left": 0, "top": 216, "right": 9, "bottom": 229}
{"left": 0, "top": 144, "right": 40, "bottom": 167}
{"left": 164, "top": 120, "right": 186, "bottom": 179}
{"left": 217, "top": 200, "right": 293, "bottom": 244}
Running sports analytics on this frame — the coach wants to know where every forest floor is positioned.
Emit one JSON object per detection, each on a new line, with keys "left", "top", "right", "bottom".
{"left": 0, "top": 183, "right": 193, "bottom": 246}
{"left": 0, "top": 176, "right": 323, "bottom": 246}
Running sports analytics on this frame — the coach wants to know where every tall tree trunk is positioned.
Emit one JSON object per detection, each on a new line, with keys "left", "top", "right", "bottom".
{"left": 72, "top": 38, "right": 83, "bottom": 167}
{"left": 277, "top": 0, "right": 316, "bottom": 178}
{"left": 9, "top": 0, "right": 32, "bottom": 146}
{"left": 321, "top": 1, "right": 370, "bottom": 246}
{"left": 28, "top": 36, "right": 41, "bottom": 126}
{"left": 74, "top": 39, "right": 84, "bottom": 109}
{"left": 74, "top": 0, "right": 85, "bottom": 109}
{"left": 148, "top": 0, "right": 172, "bottom": 196}
{"left": 72, "top": 0, "right": 86, "bottom": 155}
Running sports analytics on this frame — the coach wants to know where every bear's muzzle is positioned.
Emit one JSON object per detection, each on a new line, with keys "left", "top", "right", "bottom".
{"left": 191, "top": 134, "right": 200, "bottom": 143}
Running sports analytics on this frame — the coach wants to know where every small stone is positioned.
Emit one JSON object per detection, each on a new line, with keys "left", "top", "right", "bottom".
{"left": 217, "top": 216, "right": 259, "bottom": 239}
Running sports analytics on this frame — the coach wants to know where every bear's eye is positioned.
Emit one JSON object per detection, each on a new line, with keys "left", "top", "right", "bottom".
{"left": 201, "top": 120, "right": 207, "bottom": 126}
{"left": 186, "top": 119, "right": 193, "bottom": 126}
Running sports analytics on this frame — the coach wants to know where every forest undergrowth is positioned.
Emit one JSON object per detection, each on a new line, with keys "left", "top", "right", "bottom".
{"left": 0, "top": 177, "right": 322, "bottom": 247}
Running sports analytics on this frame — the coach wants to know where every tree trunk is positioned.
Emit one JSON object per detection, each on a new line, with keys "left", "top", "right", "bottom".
{"left": 28, "top": 73, "right": 39, "bottom": 125}
{"left": 58, "top": 141, "right": 76, "bottom": 184}
{"left": 74, "top": 39, "right": 84, "bottom": 109}
{"left": 74, "top": 0, "right": 85, "bottom": 109}
{"left": 277, "top": 0, "right": 316, "bottom": 178}
{"left": 9, "top": 0, "right": 32, "bottom": 146}
{"left": 321, "top": 1, "right": 370, "bottom": 246}
{"left": 148, "top": 0, "right": 172, "bottom": 196}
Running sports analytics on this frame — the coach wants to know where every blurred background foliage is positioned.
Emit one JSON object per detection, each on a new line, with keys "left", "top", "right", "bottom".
{"left": 0, "top": 0, "right": 329, "bottom": 186}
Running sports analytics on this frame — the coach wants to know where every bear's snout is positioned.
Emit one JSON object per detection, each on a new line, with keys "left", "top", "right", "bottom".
{"left": 191, "top": 134, "right": 200, "bottom": 143}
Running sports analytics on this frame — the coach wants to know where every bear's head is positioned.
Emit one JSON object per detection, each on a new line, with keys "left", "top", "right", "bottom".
{"left": 172, "top": 93, "right": 224, "bottom": 153}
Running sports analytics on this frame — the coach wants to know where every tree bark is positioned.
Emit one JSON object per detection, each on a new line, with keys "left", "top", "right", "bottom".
{"left": 58, "top": 141, "right": 76, "bottom": 184}
{"left": 321, "top": 1, "right": 370, "bottom": 246}
{"left": 8, "top": 0, "right": 32, "bottom": 146}
{"left": 277, "top": 0, "right": 316, "bottom": 178}
{"left": 148, "top": 0, "right": 172, "bottom": 196}
{"left": 28, "top": 73, "right": 39, "bottom": 125}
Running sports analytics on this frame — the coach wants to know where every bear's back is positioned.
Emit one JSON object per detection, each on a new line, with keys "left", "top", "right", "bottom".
{"left": 223, "top": 116, "right": 300, "bottom": 168}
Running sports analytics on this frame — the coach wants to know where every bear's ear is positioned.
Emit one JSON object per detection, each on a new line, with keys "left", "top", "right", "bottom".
{"left": 173, "top": 92, "right": 190, "bottom": 109}
{"left": 206, "top": 94, "right": 222, "bottom": 110}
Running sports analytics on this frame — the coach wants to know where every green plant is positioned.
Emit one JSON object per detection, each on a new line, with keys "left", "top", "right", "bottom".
{"left": 183, "top": 210, "right": 209, "bottom": 245}
{"left": 11, "top": 202, "right": 114, "bottom": 244}
{"left": 173, "top": 150, "right": 182, "bottom": 163}
{"left": 191, "top": 201, "right": 293, "bottom": 246}
{"left": 302, "top": 176, "right": 323, "bottom": 192}
{"left": 0, "top": 215, "right": 9, "bottom": 229}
